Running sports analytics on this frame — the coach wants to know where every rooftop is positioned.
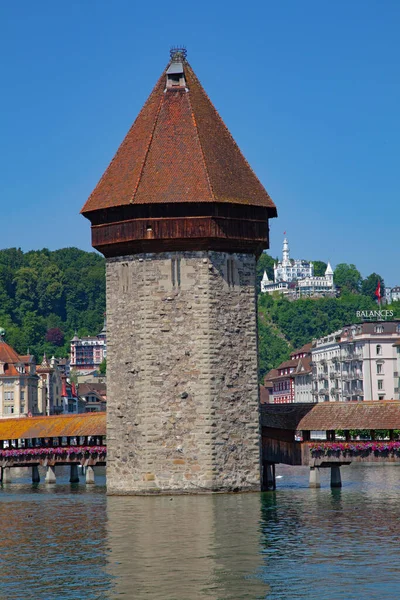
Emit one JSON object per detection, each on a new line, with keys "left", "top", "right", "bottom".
{"left": 82, "top": 50, "right": 277, "bottom": 215}
{"left": 0, "top": 412, "right": 106, "bottom": 441}
{"left": 261, "top": 401, "right": 400, "bottom": 431}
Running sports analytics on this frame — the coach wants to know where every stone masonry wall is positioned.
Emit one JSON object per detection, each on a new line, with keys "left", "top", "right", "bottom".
{"left": 106, "top": 251, "right": 261, "bottom": 494}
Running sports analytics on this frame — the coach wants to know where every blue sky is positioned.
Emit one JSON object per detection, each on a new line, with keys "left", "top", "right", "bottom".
{"left": 1, "top": 1, "right": 399, "bottom": 284}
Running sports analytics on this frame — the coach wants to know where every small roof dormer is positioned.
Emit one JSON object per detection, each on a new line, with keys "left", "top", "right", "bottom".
{"left": 166, "top": 48, "right": 187, "bottom": 89}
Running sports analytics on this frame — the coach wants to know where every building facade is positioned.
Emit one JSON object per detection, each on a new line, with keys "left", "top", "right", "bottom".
{"left": 37, "top": 354, "right": 63, "bottom": 415}
{"left": 274, "top": 238, "right": 312, "bottom": 282}
{"left": 81, "top": 49, "right": 277, "bottom": 494}
{"left": 385, "top": 286, "right": 400, "bottom": 304}
{"left": 261, "top": 238, "right": 335, "bottom": 298}
{"left": 394, "top": 340, "right": 400, "bottom": 400}
{"left": 266, "top": 344, "right": 313, "bottom": 404}
{"left": 61, "top": 376, "right": 80, "bottom": 413}
{"left": 0, "top": 329, "right": 39, "bottom": 418}
{"left": 312, "top": 321, "right": 400, "bottom": 402}
{"left": 70, "top": 320, "right": 106, "bottom": 374}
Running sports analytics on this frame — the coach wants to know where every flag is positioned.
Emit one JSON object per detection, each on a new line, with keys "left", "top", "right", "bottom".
{"left": 375, "top": 280, "right": 381, "bottom": 303}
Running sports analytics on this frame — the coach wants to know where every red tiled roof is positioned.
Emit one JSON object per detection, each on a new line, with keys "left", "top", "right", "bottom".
{"left": 275, "top": 359, "right": 299, "bottom": 371}
{"left": 294, "top": 356, "right": 312, "bottom": 375}
{"left": 79, "top": 383, "right": 106, "bottom": 397}
{"left": 82, "top": 59, "right": 276, "bottom": 214}
{"left": 264, "top": 369, "right": 278, "bottom": 386}
{"left": 290, "top": 342, "right": 312, "bottom": 358}
{"left": 0, "top": 412, "right": 106, "bottom": 441}
{"left": 260, "top": 385, "right": 271, "bottom": 404}
{"left": 261, "top": 401, "right": 400, "bottom": 431}
{"left": 0, "top": 341, "right": 22, "bottom": 365}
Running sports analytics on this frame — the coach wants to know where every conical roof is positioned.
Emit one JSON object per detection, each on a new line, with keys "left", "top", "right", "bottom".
{"left": 325, "top": 262, "right": 334, "bottom": 275}
{"left": 81, "top": 52, "right": 276, "bottom": 215}
{"left": 0, "top": 340, "right": 21, "bottom": 364}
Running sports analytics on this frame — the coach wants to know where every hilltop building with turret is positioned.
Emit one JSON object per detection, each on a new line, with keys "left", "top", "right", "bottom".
{"left": 261, "top": 237, "right": 336, "bottom": 298}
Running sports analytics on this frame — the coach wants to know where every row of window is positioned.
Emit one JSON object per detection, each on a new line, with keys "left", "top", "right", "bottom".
{"left": 274, "top": 381, "right": 291, "bottom": 391}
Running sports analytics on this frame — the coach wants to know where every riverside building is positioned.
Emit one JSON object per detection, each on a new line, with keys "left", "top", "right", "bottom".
{"left": 265, "top": 343, "right": 313, "bottom": 404}
{"left": 0, "top": 328, "right": 39, "bottom": 417}
{"left": 311, "top": 321, "right": 400, "bottom": 402}
{"left": 70, "top": 319, "right": 106, "bottom": 374}
{"left": 81, "top": 48, "right": 277, "bottom": 494}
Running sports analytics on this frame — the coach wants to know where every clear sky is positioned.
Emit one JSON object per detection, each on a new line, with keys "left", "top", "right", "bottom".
{"left": 1, "top": 1, "right": 399, "bottom": 284}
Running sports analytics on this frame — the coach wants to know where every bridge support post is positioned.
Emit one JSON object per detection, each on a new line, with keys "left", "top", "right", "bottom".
{"left": 85, "top": 466, "right": 95, "bottom": 485}
{"left": 70, "top": 464, "right": 79, "bottom": 484}
{"left": 32, "top": 465, "right": 40, "bottom": 483}
{"left": 330, "top": 466, "right": 342, "bottom": 488}
{"left": 45, "top": 466, "right": 56, "bottom": 484}
{"left": 2, "top": 467, "right": 11, "bottom": 484}
{"left": 262, "top": 463, "right": 276, "bottom": 491}
{"left": 309, "top": 467, "right": 320, "bottom": 489}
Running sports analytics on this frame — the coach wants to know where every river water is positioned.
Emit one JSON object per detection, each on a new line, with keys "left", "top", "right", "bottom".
{"left": 1, "top": 464, "right": 400, "bottom": 599}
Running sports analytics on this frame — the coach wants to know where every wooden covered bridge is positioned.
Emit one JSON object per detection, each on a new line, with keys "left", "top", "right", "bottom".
{"left": 3, "top": 402, "right": 400, "bottom": 491}
{"left": 0, "top": 412, "right": 106, "bottom": 484}
{"left": 261, "top": 401, "right": 400, "bottom": 490}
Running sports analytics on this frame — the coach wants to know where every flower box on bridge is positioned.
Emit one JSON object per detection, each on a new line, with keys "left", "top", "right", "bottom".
{"left": 0, "top": 446, "right": 107, "bottom": 468}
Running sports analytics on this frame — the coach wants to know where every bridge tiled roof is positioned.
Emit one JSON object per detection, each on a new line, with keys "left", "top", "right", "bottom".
{"left": 261, "top": 401, "right": 400, "bottom": 431}
{"left": 0, "top": 412, "right": 106, "bottom": 441}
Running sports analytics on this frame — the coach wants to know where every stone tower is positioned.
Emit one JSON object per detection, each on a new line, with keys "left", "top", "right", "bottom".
{"left": 81, "top": 49, "right": 277, "bottom": 494}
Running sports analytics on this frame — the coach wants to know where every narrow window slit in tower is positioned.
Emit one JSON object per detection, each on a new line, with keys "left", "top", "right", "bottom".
{"left": 171, "top": 258, "right": 181, "bottom": 288}
{"left": 227, "top": 258, "right": 235, "bottom": 288}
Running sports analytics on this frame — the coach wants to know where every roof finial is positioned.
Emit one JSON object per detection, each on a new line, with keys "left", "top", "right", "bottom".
{"left": 170, "top": 47, "right": 187, "bottom": 62}
{"left": 0, "top": 327, "right": 5, "bottom": 341}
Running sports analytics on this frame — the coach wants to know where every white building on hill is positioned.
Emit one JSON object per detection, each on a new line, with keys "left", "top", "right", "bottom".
{"left": 261, "top": 237, "right": 336, "bottom": 297}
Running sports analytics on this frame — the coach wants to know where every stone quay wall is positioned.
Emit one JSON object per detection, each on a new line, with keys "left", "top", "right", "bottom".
{"left": 106, "top": 251, "right": 261, "bottom": 494}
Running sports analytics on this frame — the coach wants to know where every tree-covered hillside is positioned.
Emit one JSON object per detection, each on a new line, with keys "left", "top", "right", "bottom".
{"left": 0, "top": 248, "right": 105, "bottom": 360}
{"left": 258, "top": 284, "right": 400, "bottom": 382}
{"left": 0, "top": 246, "right": 397, "bottom": 383}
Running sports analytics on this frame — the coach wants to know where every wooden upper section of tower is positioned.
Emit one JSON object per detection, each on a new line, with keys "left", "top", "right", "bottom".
{"left": 82, "top": 49, "right": 277, "bottom": 256}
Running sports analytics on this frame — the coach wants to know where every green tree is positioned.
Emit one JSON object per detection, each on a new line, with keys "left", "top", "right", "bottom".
{"left": 13, "top": 267, "right": 38, "bottom": 315}
{"left": 313, "top": 261, "right": 327, "bottom": 276}
{"left": 361, "top": 273, "right": 385, "bottom": 301}
{"left": 256, "top": 252, "right": 275, "bottom": 291}
{"left": 99, "top": 358, "right": 107, "bottom": 375}
{"left": 258, "top": 317, "right": 291, "bottom": 382}
{"left": 333, "top": 263, "right": 362, "bottom": 294}
{"left": 0, "top": 247, "right": 106, "bottom": 361}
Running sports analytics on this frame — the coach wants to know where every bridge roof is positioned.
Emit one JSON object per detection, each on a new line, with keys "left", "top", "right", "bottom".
{"left": 0, "top": 412, "right": 106, "bottom": 441}
{"left": 261, "top": 402, "right": 400, "bottom": 431}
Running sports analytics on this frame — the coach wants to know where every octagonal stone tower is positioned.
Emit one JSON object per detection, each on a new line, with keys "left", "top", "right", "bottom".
{"left": 81, "top": 49, "right": 277, "bottom": 494}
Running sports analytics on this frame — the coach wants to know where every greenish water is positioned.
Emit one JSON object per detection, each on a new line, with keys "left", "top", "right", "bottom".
{"left": 1, "top": 464, "right": 400, "bottom": 599}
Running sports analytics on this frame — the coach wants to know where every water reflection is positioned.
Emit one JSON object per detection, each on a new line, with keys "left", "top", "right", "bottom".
{"left": 106, "top": 494, "right": 269, "bottom": 599}
{"left": 2, "top": 465, "right": 400, "bottom": 599}
{"left": 0, "top": 482, "right": 110, "bottom": 600}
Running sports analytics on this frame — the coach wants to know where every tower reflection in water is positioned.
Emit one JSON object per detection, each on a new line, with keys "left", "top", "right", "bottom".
{"left": 106, "top": 493, "right": 269, "bottom": 599}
